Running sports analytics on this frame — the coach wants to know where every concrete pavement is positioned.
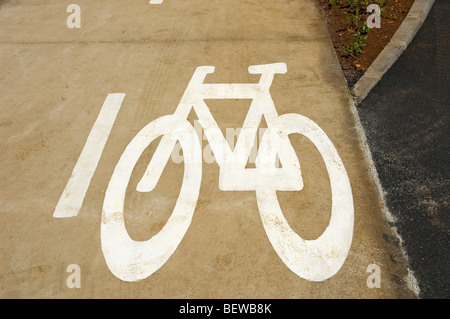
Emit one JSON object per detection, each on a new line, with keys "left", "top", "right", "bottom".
{"left": 0, "top": 0, "right": 416, "bottom": 298}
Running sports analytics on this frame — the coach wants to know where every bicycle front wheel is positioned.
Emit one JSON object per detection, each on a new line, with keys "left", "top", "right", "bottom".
{"left": 101, "top": 115, "right": 202, "bottom": 282}
{"left": 256, "top": 113, "right": 354, "bottom": 282}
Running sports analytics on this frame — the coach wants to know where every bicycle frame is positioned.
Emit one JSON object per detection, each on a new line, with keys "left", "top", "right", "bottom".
{"left": 137, "top": 63, "right": 304, "bottom": 193}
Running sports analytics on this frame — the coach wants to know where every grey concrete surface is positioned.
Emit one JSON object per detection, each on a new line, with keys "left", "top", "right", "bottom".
{"left": 0, "top": 0, "right": 416, "bottom": 298}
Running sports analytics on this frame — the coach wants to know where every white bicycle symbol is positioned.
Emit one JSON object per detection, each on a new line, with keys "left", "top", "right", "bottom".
{"left": 98, "top": 63, "right": 354, "bottom": 282}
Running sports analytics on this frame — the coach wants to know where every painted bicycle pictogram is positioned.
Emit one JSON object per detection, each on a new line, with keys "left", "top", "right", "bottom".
{"left": 55, "top": 63, "right": 354, "bottom": 282}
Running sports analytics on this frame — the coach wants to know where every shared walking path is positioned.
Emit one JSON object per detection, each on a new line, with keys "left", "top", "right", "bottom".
{"left": 0, "top": 0, "right": 416, "bottom": 298}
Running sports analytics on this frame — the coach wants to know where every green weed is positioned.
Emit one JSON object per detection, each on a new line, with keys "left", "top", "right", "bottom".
{"left": 346, "top": 22, "right": 370, "bottom": 56}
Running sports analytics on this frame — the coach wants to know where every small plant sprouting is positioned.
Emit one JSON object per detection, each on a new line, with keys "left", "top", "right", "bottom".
{"left": 346, "top": 22, "right": 370, "bottom": 56}
{"left": 360, "top": 21, "right": 370, "bottom": 34}
{"left": 328, "top": 0, "right": 342, "bottom": 5}
{"left": 347, "top": 0, "right": 360, "bottom": 8}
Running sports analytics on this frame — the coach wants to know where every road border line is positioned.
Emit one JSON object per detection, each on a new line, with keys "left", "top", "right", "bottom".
{"left": 53, "top": 93, "right": 125, "bottom": 218}
{"left": 348, "top": 0, "right": 436, "bottom": 298}
{"left": 352, "top": 0, "right": 435, "bottom": 104}
{"left": 350, "top": 97, "right": 422, "bottom": 297}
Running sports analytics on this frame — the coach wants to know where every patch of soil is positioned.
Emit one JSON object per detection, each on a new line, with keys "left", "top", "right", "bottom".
{"left": 317, "top": 0, "right": 415, "bottom": 87}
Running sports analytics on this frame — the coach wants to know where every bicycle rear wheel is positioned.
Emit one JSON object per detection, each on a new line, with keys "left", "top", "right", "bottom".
{"left": 101, "top": 115, "right": 202, "bottom": 282}
{"left": 255, "top": 113, "right": 354, "bottom": 281}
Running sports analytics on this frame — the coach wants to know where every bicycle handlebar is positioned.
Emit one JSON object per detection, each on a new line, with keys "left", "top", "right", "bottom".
{"left": 248, "top": 63, "right": 287, "bottom": 75}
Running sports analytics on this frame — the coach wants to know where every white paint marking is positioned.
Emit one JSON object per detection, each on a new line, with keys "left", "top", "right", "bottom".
{"left": 53, "top": 93, "right": 125, "bottom": 218}
{"left": 56, "top": 63, "right": 353, "bottom": 282}
{"left": 102, "top": 116, "right": 202, "bottom": 282}
{"left": 256, "top": 114, "right": 354, "bottom": 282}
{"left": 137, "top": 63, "right": 300, "bottom": 193}
{"left": 149, "top": 0, "right": 163, "bottom": 4}
{"left": 105, "top": 63, "right": 353, "bottom": 282}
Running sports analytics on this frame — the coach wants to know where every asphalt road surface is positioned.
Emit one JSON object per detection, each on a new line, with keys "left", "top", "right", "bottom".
{"left": 357, "top": 0, "right": 450, "bottom": 299}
